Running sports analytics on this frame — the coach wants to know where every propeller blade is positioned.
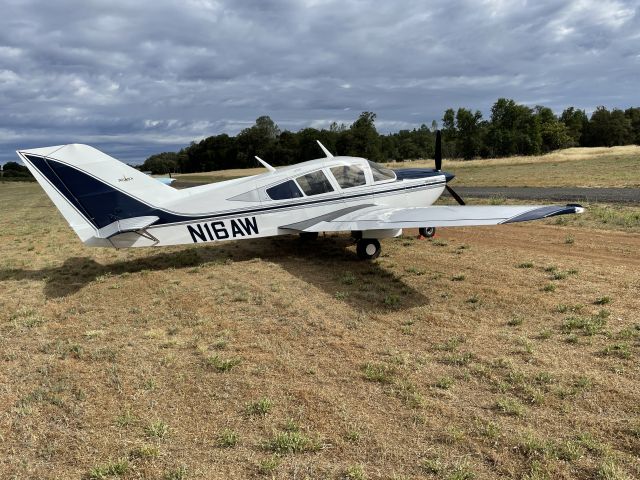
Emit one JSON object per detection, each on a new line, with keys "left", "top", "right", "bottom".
{"left": 435, "top": 130, "right": 442, "bottom": 171}
{"left": 446, "top": 185, "right": 466, "bottom": 205}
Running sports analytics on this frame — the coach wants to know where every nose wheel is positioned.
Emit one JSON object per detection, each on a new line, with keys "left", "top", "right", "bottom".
{"left": 419, "top": 227, "right": 436, "bottom": 238}
{"left": 356, "top": 238, "right": 381, "bottom": 260}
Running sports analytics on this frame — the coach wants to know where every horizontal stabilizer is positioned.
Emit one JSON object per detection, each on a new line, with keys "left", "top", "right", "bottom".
{"left": 97, "top": 216, "right": 160, "bottom": 238}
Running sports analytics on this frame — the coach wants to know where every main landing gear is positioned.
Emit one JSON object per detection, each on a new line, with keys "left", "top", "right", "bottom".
{"left": 419, "top": 227, "right": 436, "bottom": 238}
{"left": 356, "top": 238, "right": 381, "bottom": 260}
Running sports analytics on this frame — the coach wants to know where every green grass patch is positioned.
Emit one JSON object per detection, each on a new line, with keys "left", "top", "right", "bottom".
{"left": 507, "top": 317, "right": 523, "bottom": 327}
{"left": 435, "top": 376, "right": 454, "bottom": 390}
{"left": 88, "top": 458, "right": 129, "bottom": 479}
{"left": 594, "top": 296, "right": 612, "bottom": 305}
{"left": 205, "top": 355, "right": 241, "bottom": 372}
{"left": 495, "top": 397, "right": 525, "bottom": 417}
{"left": 362, "top": 363, "right": 395, "bottom": 383}
{"left": 601, "top": 343, "right": 631, "bottom": 359}
{"left": 246, "top": 397, "right": 273, "bottom": 416}
{"left": 129, "top": 445, "right": 159, "bottom": 460}
{"left": 145, "top": 420, "right": 169, "bottom": 439}
{"left": 264, "top": 430, "right": 320, "bottom": 454}
{"left": 217, "top": 428, "right": 239, "bottom": 448}
{"left": 561, "top": 315, "right": 607, "bottom": 336}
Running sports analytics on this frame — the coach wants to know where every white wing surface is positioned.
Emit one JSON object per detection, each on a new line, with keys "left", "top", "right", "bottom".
{"left": 280, "top": 204, "right": 584, "bottom": 232}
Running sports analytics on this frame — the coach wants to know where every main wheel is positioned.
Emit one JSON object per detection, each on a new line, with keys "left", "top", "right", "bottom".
{"left": 419, "top": 227, "right": 436, "bottom": 238}
{"left": 356, "top": 238, "right": 381, "bottom": 260}
{"left": 299, "top": 231, "right": 319, "bottom": 241}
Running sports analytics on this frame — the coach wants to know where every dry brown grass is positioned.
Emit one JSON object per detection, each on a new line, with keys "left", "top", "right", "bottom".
{"left": 389, "top": 145, "right": 640, "bottom": 188}
{"left": 1, "top": 183, "right": 639, "bottom": 479}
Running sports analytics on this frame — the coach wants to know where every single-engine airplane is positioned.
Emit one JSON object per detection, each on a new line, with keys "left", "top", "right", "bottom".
{"left": 16, "top": 132, "right": 583, "bottom": 259}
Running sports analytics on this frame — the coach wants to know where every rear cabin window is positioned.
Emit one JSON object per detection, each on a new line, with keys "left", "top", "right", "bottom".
{"left": 266, "top": 180, "right": 303, "bottom": 200}
{"left": 295, "top": 170, "right": 334, "bottom": 196}
{"left": 330, "top": 165, "right": 366, "bottom": 189}
{"left": 368, "top": 160, "right": 396, "bottom": 182}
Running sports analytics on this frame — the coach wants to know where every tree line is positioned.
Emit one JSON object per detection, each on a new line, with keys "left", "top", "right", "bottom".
{"left": 1, "top": 162, "right": 35, "bottom": 181}
{"left": 143, "top": 99, "right": 640, "bottom": 174}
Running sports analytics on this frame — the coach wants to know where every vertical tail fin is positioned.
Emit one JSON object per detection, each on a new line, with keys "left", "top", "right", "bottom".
{"left": 17, "top": 144, "right": 180, "bottom": 243}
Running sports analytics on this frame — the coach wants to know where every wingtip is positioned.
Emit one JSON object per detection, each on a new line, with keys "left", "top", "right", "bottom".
{"left": 567, "top": 203, "right": 585, "bottom": 214}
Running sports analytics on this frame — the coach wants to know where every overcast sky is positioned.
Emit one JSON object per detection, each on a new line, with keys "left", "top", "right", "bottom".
{"left": 1, "top": 0, "right": 639, "bottom": 164}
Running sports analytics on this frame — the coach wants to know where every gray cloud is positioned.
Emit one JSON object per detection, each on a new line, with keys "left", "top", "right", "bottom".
{"left": 1, "top": 0, "right": 639, "bottom": 164}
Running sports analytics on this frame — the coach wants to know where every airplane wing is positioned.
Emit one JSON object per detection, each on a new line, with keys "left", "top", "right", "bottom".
{"left": 280, "top": 204, "right": 584, "bottom": 232}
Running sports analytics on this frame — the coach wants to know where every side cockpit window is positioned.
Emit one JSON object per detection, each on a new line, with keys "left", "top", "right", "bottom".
{"left": 266, "top": 180, "right": 303, "bottom": 200}
{"left": 330, "top": 165, "right": 366, "bottom": 189}
{"left": 295, "top": 170, "right": 334, "bottom": 196}
{"left": 368, "top": 160, "right": 396, "bottom": 182}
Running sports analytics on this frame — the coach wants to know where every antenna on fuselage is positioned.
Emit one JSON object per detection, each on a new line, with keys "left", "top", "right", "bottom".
{"left": 255, "top": 156, "right": 276, "bottom": 173}
{"left": 316, "top": 140, "right": 334, "bottom": 158}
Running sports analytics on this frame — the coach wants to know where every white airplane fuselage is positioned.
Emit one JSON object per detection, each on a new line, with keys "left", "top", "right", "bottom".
{"left": 17, "top": 142, "right": 582, "bottom": 259}
{"left": 104, "top": 156, "right": 446, "bottom": 248}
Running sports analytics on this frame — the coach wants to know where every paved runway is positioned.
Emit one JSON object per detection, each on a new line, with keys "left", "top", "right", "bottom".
{"left": 453, "top": 187, "right": 639, "bottom": 204}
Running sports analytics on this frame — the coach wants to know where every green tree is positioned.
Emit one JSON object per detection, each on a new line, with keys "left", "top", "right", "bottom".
{"left": 583, "top": 107, "right": 631, "bottom": 146}
{"left": 236, "top": 116, "right": 281, "bottom": 167}
{"left": 347, "top": 112, "right": 382, "bottom": 161}
{"left": 455, "top": 108, "right": 483, "bottom": 159}
{"left": 560, "top": 107, "right": 588, "bottom": 146}
{"left": 609, "top": 109, "right": 633, "bottom": 146}
{"left": 487, "top": 98, "right": 541, "bottom": 156}
{"left": 2, "top": 161, "right": 32, "bottom": 178}
{"left": 441, "top": 108, "right": 457, "bottom": 157}
{"left": 535, "top": 106, "right": 571, "bottom": 152}
{"left": 624, "top": 107, "right": 640, "bottom": 144}
{"left": 142, "top": 152, "right": 179, "bottom": 174}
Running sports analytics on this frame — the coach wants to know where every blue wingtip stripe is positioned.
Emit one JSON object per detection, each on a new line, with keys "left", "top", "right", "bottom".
{"left": 502, "top": 205, "right": 581, "bottom": 224}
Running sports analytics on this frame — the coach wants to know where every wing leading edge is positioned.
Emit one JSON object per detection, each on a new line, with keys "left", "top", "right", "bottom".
{"left": 280, "top": 204, "right": 584, "bottom": 232}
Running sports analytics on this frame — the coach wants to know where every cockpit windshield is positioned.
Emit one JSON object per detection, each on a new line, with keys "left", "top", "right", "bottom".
{"left": 367, "top": 161, "right": 396, "bottom": 182}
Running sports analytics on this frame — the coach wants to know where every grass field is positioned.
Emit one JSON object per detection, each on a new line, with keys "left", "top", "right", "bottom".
{"left": 174, "top": 145, "right": 640, "bottom": 188}
{"left": 1, "top": 182, "right": 639, "bottom": 480}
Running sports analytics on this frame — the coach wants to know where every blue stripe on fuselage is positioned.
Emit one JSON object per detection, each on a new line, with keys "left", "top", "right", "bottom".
{"left": 394, "top": 168, "right": 454, "bottom": 183}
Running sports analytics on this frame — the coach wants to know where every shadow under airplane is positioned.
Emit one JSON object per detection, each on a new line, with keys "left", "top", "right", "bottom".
{"left": 0, "top": 235, "right": 429, "bottom": 312}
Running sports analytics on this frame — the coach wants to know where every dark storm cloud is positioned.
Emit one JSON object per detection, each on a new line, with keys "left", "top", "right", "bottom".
{"left": 1, "top": 0, "right": 638, "bottom": 163}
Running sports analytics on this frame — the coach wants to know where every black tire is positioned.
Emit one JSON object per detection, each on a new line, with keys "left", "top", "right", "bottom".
{"left": 356, "top": 238, "right": 381, "bottom": 260}
{"left": 419, "top": 227, "right": 436, "bottom": 238}
{"left": 299, "top": 231, "right": 319, "bottom": 241}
